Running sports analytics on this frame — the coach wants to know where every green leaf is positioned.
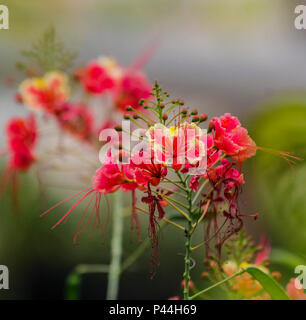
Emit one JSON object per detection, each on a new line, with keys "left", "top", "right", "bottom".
{"left": 244, "top": 265, "right": 290, "bottom": 300}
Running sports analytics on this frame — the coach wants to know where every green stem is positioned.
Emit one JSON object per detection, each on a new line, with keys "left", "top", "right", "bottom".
{"left": 184, "top": 220, "right": 192, "bottom": 300}
{"left": 106, "top": 191, "right": 124, "bottom": 300}
{"left": 176, "top": 170, "right": 194, "bottom": 300}
{"left": 189, "top": 270, "right": 244, "bottom": 300}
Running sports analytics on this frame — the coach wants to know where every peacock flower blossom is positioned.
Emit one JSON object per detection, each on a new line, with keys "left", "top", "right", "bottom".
{"left": 57, "top": 103, "right": 94, "bottom": 142}
{"left": 146, "top": 122, "right": 206, "bottom": 170}
{"left": 113, "top": 68, "right": 151, "bottom": 112}
{"left": 41, "top": 158, "right": 138, "bottom": 243}
{"left": 75, "top": 57, "right": 121, "bottom": 95}
{"left": 19, "top": 71, "right": 69, "bottom": 113}
{"left": 131, "top": 149, "right": 168, "bottom": 187}
{"left": 93, "top": 162, "right": 138, "bottom": 194}
{"left": 210, "top": 113, "right": 256, "bottom": 162}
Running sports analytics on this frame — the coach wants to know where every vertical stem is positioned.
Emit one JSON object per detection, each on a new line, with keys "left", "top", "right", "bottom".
{"left": 106, "top": 191, "right": 123, "bottom": 300}
{"left": 184, "top": 220, "right": 192, "bottom": 300}
{"left": 177, "top": 171, "right": 193, "bottom": 300}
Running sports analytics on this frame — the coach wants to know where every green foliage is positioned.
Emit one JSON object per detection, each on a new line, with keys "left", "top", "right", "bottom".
{"left": 244, "top": 266, "right": 290, "bottom": 300}
{"left": 248, "top": 94, "right": 306, "bottom": 253}
{"left": 17, "top": 27, "right": 77, "bottom": 74}
{"left": 270, "top": 249, "right": 306, "bottom": 271}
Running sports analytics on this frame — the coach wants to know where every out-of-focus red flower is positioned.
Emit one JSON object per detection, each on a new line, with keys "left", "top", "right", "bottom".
{"left": 19, "top": 72, "right": 69, "bottom": 113}
{"left": 57, "top": 103, "right": 94, "bottom": 141}
{"left": 210, "top": 113, "right": 256, "bottom": 162}
{"left": 6, "top": 114, "right": 37, "bottom": 150}
{"left": 5, "top": 115, "right": 37, "bottom": 171}
{"left": 113, "top": 69, "right": 151, "bottom": 112}
{"left": 75, "top": 57, "right": 121, "bottom": 95}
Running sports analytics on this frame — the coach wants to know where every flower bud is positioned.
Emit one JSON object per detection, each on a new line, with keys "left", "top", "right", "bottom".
{"left": 192, "top": 115, "right": 200, "bottom": 122}
{"left": 199, "top": 113, "right": 208, "bottom": 122}
{"left": 162, "top": 113, "right": 168, "bottom": 121}
{"left": 191, "top": 109, "right": 198, "bottom": 115}
{"left": 181, "top": 108, "right": 188, "bottom": 115}
{"left": 114, "top": 124, "right": 122, "bottom": 132}
{"left": 125, "top": 106, "right": 133, "bottom": 111}
{"left": 123, "top": 114, "right": 130, "bottom": 120}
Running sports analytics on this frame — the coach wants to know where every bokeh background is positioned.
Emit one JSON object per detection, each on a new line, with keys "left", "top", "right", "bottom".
{"left": 0, "top": 0, "right": 305, "bottom": 299}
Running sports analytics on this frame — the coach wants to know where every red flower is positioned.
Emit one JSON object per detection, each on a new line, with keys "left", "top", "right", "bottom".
{"left": 113, "top": 69, "right": 151, "bottom": 112}
{"left": 57, "top": 103, "right": 94, "bottom": 142}
{"left": 210, "top": 113, "right": 256, "bottom": 162}
{"left": 76, "top": 62, "right": 116, "bottom": 95}
{"left": 93, "top": 162, "right": 138, "bottom": 193}
{"left": 5, "top": 115, "right": 37, "bottom": 171}
{"left": 19, "top": 72, "right": 69, "bottom": 113}
{"left": 6, "top": 115, "right": 37, "bottom": 151}
{"left": 132, "top": 149, "right": 167, "bottom": 187}
{"left": 1, "top": 115, "right": 38, "bottom": 209}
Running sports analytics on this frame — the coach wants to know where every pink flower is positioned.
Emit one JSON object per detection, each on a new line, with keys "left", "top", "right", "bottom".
{"left": 210, "top": 113, "right": 256, "bottom": 162}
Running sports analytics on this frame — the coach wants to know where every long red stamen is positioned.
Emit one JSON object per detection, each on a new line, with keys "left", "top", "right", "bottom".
{"left": 51, "top": 189, "right": 95, "bottom": 229}
{"left": 73, "top": 191, "right": 96, "bottom": 244}
{"left": 40, "top": 186, "right": 93, "bottom": 217}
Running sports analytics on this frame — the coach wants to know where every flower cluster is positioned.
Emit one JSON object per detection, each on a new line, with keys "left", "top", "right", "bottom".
{"left": 42, "top": 82, "right": 261, "bottom": 287}
{"left": 1, "top": 47, "right": 152, "bottom": 209}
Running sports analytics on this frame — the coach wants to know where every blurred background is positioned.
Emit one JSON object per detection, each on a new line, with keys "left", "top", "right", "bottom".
{"left": 0, "top": 0, "right": 305, "bottom": 299}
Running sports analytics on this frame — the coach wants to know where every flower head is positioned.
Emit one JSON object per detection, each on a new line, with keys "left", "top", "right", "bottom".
{"left": 93, "top": 161, "right": 138, "bottom": 194}
{"left": 19, "top": 71, "right": 69, "bottom": 113}
{"left": 210, "top": 113, "right": 256, "bottom": 162}
{"left": 113, "top": 69, "right": 151, "bottom": 112}
{"left": 6, "top": 115, "right": 37, "bottom": 170}
{"left": 76, "top": 57, "right": 121, "bottom": 95}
